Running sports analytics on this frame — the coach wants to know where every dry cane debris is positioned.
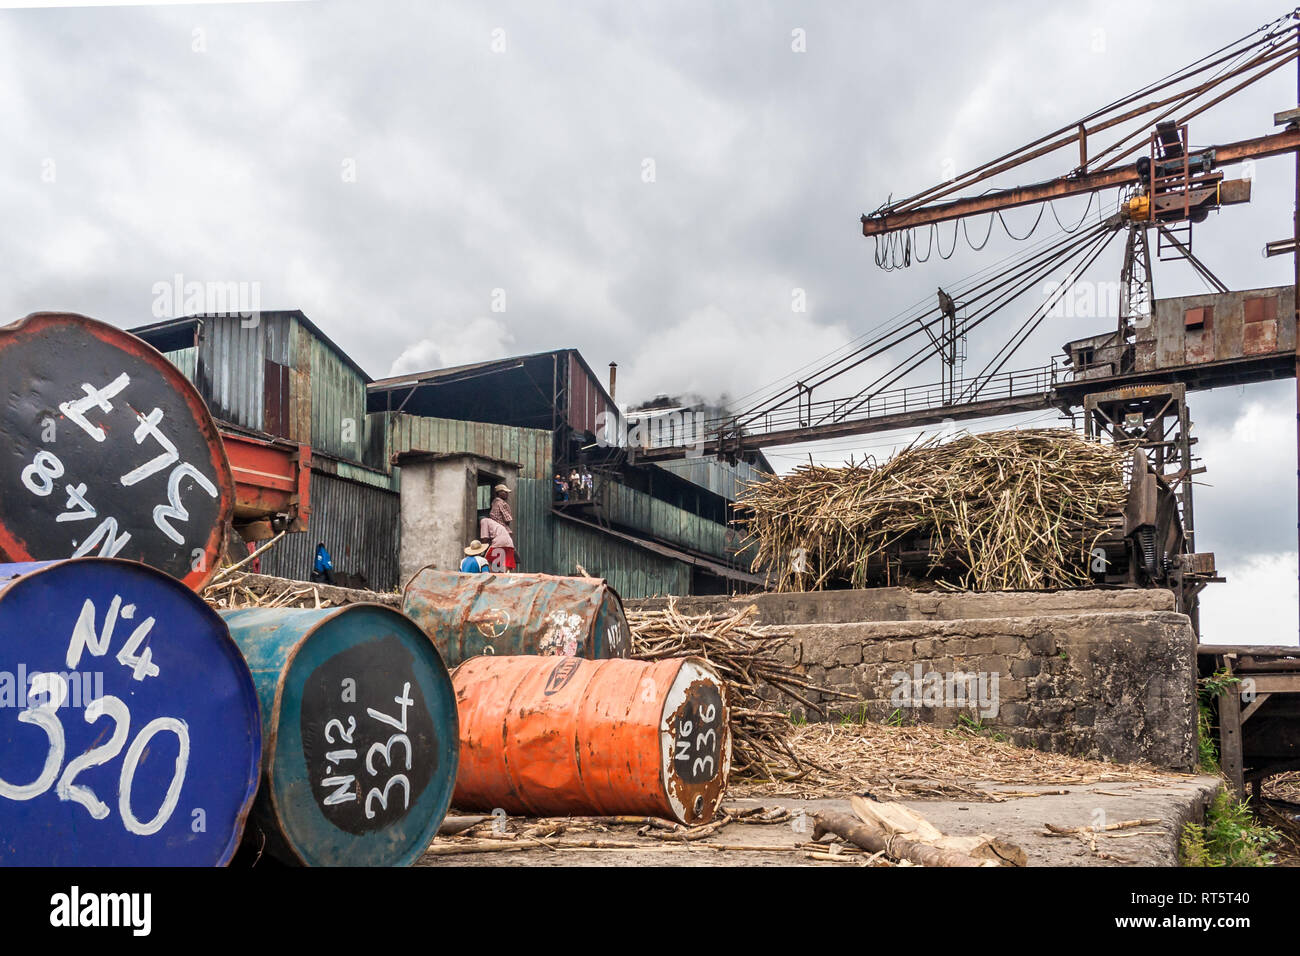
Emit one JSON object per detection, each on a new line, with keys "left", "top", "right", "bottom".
{"left": 738, "top": 428, "right": 1130, "bottom": 592}
{"left": 426, "top": 798, "right": 1025, "bottom": 868}
{"left": 626, "top": 598, "right": 855, "bottom": 781}
{"left": 729, "top": 720, "right": 1191, "bottom": 800}
{"left": 423, "top": 807, "right": 811, "bottom": 860}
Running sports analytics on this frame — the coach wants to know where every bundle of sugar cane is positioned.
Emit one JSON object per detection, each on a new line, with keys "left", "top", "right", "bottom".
{"left": 202, "top": 571, "right": 401, "bottom": 612}
{"left": 626, "top": 598, "right": 855, "bottom": 782}
{"left": 737, "top": 428, "right": 1129, "bottom": 592}
{"left": 202, "top": 573, "right": 333, "bottom": 611}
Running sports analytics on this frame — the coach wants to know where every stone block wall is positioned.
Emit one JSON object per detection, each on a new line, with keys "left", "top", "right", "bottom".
{"left": 764, "top": 611, "right": 1198, "bottom": 770}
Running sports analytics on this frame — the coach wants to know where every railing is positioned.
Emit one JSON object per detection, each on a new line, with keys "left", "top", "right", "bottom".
{"left": 710, "top": 363, "right": 1064, "bottom": 441}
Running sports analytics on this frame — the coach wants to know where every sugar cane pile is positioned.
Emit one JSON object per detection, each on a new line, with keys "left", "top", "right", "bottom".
{"left": 203, "top": 571, "right": 401, "bottom": 611}
{"left": 627, "top": 599, "right": 855, "bottom": 782}
{"left": 738, "top": 428, "right": 1130, "bottom": 592}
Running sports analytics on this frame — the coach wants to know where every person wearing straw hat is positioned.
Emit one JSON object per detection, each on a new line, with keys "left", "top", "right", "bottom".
{"left": 460, "top": 539, "right": 490, "bottom": 573}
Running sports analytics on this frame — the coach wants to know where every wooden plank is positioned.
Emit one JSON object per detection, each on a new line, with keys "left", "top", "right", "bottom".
{"left": 1198, "top": 644, "right": 1300, "bottom": 656}
{"left": 1236, "top": 675, "right": 1300, "bottom": 693}
{"left": 1240, "top": 692, "right": 1271, "bottom": 724}
{"left": 1219, "top": 684, "right": 1245, "bottom": 799}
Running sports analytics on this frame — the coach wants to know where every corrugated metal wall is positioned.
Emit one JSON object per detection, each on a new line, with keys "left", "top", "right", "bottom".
{"left": 194, "top": 313, "right": 294, "bottom": 435}
{"left": 260, "top": 470, "right": 401, "bottom": 591}
{"left": 600, "top": 482, "right": 730, "bottom": 560}
{"left": 308, "top": 331, "right": 371, "bottom": 463}
{"left": 390, "top": 413, "right": 552, "bottom": 479}
{"left": 515, "top": 477, "right": 690, "bottom": 597}
{"left": 312, "top": 455, "right": 401, "bottom": 493}
{"left": 515, "top": 477, "right": 555, "bottom": 573}
{"left": 162, "top": 346, "right": 198, "bottom": 384}
{"left": 566, "top": 352, "right": 615, "bottom": 438}
{"left": 654, "top": 456, "right": 768, "bottom": 502}
{"left": 551, "top": 519, "right": 691, "bottom": 598}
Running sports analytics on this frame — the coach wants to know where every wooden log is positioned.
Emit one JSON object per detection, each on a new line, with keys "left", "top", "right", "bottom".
{"left": 851, "top": 795, "right": 1026, "bottom": 866}
{"left": 812, "top": 811, "right": 991, "bottom": 867}
{"left": 438, "top": 815, "right": 491, "bottom": 835}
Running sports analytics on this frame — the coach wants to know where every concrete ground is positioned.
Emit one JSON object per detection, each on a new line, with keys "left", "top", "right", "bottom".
{"left": 418, "top": 776, "right": 1221, "bottom": 867}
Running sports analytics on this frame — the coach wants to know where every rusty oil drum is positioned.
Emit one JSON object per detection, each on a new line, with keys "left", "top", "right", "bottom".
{"left": 0, "top": 312, "right": 234, "bottom": 590}
{"left": 402, "top": 567, "right": 630, "bottom": 667}
{"left": 0, "top": 558, "right": 261, "bottom": 865}
{"left": 453, "top": 655, "right": 731, "bottom": 825}
{"left": 222, "top": 605, "right": 459, "bottom": 866}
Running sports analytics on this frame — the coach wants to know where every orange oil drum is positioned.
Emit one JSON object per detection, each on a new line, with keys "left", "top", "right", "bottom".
{"left": 452, "top": 655, "right": 731, "bottom": 825}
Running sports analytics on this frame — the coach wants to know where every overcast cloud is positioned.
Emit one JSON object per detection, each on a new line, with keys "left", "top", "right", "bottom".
{"left": 1, "top": 0, "right": 1296, "bottom": 642}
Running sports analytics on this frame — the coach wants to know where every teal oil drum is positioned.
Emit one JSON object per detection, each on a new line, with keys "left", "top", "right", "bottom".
{"left": 402, "top": 567, "right": 631, "bottom": 667}
{"left": 221, "top": 604, "right": 458, "bottom": 867}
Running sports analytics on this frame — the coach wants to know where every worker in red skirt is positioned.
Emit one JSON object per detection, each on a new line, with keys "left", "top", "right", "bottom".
{"left": 480, "top": 515, "right": 516, "bottom": 572}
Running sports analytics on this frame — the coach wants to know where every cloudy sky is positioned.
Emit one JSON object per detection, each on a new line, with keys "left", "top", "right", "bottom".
{"left": 2, "top": 0, "right": 1296, "bottom": 643}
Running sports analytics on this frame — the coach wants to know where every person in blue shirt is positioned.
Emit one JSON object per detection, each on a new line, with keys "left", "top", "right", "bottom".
{"left": 311, "top": 542, "right": 335, "bottom": 584}
{"left": 460, "top": 539, "right": 490, "bottom": 573}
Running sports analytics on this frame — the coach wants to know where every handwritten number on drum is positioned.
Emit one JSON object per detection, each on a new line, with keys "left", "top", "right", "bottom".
{"left": 363, "top": 683, "right": 414, "bottom": 818}
{"left": 675, "top": 700, "right": 718, "bottom": 778}
{"left": 0, "top": 674, "right": 67, "bottom": 801}
{"left": 23, "top": 375, "right": 222, "bottom": 552}
{"left": 0, "top": 672, "right": 189, "bottom": 834}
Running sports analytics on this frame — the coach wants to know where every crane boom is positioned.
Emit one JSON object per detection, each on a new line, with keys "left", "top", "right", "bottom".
{"left": 861, "top": 127, "right": 1300, "bottom": 236}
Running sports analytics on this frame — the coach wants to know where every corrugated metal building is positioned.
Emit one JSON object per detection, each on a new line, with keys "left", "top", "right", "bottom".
{"left": 132, "top": 311, "right": 401, "bottom": 588}
{"left": 370, "top": 349, "right": 770, "bottom": 595}
{"left": 137, "top": 318, "right": 769, "bottom": 597}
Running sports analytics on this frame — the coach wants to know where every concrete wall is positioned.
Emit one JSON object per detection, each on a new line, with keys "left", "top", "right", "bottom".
{"left": 624, "top": 586, "right": 1175, "bottom": 625}
{"left": 398, "top": 455, "right": 518, "bottom": 585}
{"left": 770, "top": 611, "right": 1198, "bottom": 770}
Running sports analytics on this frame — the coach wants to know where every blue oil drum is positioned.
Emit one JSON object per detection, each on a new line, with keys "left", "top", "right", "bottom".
{"left": 221, "top": 605, "right": 458, "bottom": 867}
{"left": 0, "top": 558, "right": 261, "bottom": 866}
{"left": 402, "top": 567, "right": 631, "bottom": 667}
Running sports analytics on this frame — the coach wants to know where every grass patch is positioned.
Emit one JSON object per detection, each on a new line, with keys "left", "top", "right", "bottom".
{"left": 1181, "top": 788, "right": 1278, "bottom": 867}
{"left": 944, "top": 711, "right": 1009, "bottom": 742}
{"left": 1195, "top": 669, "right": 1242, "bottom": 774}
{"left": 1196, "top": 703, "right": 1219, "bottom": 774}
{"left": 834, "top": 701, "right": 873, "bottom": 726}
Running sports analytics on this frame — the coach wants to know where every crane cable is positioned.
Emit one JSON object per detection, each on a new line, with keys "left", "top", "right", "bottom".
{"left": 875, "top": 190, "right": 1103, "bottom": 270}
{"left": 742, "top": 224, "right": 1106, "bottom": 425}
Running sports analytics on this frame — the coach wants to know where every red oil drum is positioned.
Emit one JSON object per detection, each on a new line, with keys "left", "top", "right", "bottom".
{"left": 452, "top": 655, "right": 731, "bottom": 825}
{"left": 0, "top": 312, "right": 233, "bottom": 589}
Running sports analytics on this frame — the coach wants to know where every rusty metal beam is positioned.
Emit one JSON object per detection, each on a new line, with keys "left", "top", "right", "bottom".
{"left": 635, "top": 391, "right": 1057, "bottom": 462}
{"left": 861, "top": 128, "right": 1300, "bottom": 237}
